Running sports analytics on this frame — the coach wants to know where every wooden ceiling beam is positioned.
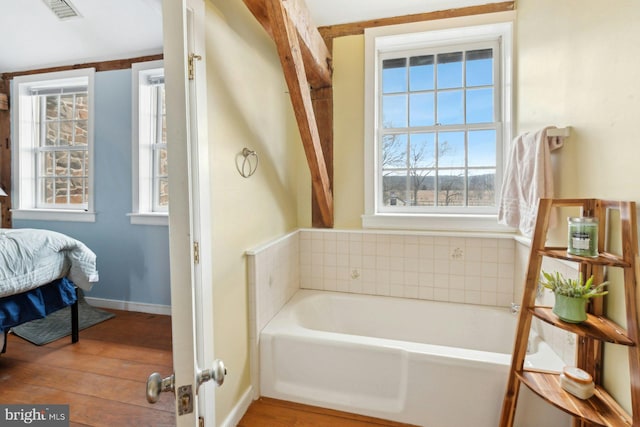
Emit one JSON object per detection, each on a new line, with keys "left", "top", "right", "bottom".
{"left": 1, "top": 54, "right": 164, "bottom": 80}
{"left": 318, "top": 2, "right": 515, "bottom": 40}
{"left": 243, "top": 0, "right": 332, "bottom": 89}
{"left": 264, "top": 0, "right": 333, "bottom": 227}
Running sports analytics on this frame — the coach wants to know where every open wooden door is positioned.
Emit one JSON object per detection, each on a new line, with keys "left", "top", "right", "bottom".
{"left": 146, "top": 1, "right": 224, "bottom": 426}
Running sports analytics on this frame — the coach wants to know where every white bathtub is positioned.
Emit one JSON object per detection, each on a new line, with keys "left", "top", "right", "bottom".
{"left": 260, "top": 290, "right": 571, "bottom": 427}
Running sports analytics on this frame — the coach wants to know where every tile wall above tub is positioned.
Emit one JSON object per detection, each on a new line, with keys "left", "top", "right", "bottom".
{"left": 299, "top": 229, "right": 516, "bottom": 307}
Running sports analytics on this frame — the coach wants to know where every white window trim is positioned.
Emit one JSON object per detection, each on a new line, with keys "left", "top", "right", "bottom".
{"left": 11, "top": 68, "right": 96, "bottom": 223}
{"left": 130, "top": 60, "right": 168, "bottom": 226}
{"left": 127, "top": 212, "right": 169, "bottom": 226}
{"left": 363, "top": 12, "right": 515, "bottom": 233}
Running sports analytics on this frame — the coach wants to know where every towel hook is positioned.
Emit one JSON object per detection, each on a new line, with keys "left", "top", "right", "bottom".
{"left": 237, "top": 148, "right": 258, "bottom": 178}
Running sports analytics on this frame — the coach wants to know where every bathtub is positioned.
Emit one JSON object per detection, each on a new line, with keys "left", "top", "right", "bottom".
{"left": 260, "top": 290, "right": 571, "bottom": 427}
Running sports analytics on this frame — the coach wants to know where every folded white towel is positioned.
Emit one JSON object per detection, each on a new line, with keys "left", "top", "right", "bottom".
{"left": 498, "top": 127, "right": 555, "bottom": 236}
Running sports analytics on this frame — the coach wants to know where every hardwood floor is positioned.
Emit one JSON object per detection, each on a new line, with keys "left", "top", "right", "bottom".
{"left": 239, "top": 398, "right": 419, "bottom": 427}
{"left": 0, "top": 309, "right": 175, "bottom": 427}
{"left": 0, "top": 309, "right": 416, "bottom": 427}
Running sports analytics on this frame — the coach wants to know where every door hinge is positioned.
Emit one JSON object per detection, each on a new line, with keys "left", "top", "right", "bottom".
{"left": 199, "top": 417, "right": 204, "bottom": 427}
{"left": 193, "top": 241, "right": 200, "bottom": 264}
{"left": 188, "top": 53, "right": 202, "bottom": 80}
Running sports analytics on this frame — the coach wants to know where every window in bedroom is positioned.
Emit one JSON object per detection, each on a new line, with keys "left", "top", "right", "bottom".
{"left": 12, "top": 68, "right": 95, "bottom": 222}
{"left": 363, "top": 19, "right": 513, "bottom": 231}
{"left": 130, "top": 60, "right": 168, "bottom": 226}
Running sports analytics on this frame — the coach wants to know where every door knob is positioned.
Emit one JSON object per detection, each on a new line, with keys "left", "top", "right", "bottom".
{"left": 146, "top": 372, "right": 175, "bottom": 404}
{"left": 197, "top": 359, "right": 227, "bottom": 390}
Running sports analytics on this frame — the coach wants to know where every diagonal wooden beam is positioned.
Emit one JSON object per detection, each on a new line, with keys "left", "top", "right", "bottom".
{"left": 264, "top": 0, "right": 333, "bottom": 227}
{"left": 310, "top": 86, "right": 333, "bottom": 228}
{"left": 243, "top": 0, "right": 332, "bottom": 89}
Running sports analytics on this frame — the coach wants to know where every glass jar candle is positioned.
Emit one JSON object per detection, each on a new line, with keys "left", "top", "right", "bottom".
{"left": 567, "top": 217, "right": 598, "bottom": 258}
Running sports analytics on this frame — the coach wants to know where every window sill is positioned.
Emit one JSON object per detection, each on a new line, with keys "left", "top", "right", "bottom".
{"left": 128, "top": 212, "right": 168, "bottom": 226}
{"left": 362, "top": 213, "right": 516, "bottom": 235}
{"left": 12, "top": 209, "right": 96, "bottom": 223}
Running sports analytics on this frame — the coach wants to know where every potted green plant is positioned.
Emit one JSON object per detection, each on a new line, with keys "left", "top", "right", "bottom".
{"left": 539, "top": 271, "right": 609, "bottom": 323}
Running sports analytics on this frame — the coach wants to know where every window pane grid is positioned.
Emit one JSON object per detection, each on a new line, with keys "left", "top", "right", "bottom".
{"left": 152, "top": 84, "right": 168, "bottom": 212}
{"left": 36, "top": 92, "right": 89, "bottom": 209}
{"left": 153, "top": 145, "right": 168, "bottom": 211}
{"left": 379, "top": 43, "right": 497, "bottom": 210}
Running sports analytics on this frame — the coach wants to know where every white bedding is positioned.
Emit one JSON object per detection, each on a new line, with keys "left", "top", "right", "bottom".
{"left": 0, "top": 228, "right": 99, "bottom": 298}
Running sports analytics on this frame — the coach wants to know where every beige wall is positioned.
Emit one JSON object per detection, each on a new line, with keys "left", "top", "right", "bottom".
{"left": 205, "top": 0, "right": 301, "bottom": 423}
{"left": 332, "top": 36, "right": 366, "bottom": 229}
{"left": 517, "top": 0, "right": 640, "bottom": 411}
{"left": 517, "top": 0, "right": 640, "bottom": 202}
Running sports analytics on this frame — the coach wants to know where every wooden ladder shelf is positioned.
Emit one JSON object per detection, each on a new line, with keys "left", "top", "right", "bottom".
{"left": 499, "top": 198, "right": 640, "bottom": 427}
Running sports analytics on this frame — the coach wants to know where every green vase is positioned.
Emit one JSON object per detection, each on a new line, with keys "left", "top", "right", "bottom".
{"left": 553, "top": 294, "right": 588, "bottom": 323}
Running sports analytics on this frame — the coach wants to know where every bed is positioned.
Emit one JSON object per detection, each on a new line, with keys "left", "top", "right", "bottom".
{"left": 0, "top": 228, "right": 99, "bottom": 352}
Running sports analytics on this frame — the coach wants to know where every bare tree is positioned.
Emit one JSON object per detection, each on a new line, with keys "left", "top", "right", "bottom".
{"left": 382, "top": 130, "right": 457, "bottom": 206}
{"left": 381, "top": 133, "right": 405, "bottom": 173}
{"left": 408, "top": 140, "right": 453, "bottom": 205}
{"left": 438, "top": 170, "right": 464, "bottom": 206}
{"left": 381, "top": 132, "right": 407, "bottom": 205}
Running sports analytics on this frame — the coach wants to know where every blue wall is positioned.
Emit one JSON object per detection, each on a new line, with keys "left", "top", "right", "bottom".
{"left": 14, "top": 69, "right": 171, "bottom": 307}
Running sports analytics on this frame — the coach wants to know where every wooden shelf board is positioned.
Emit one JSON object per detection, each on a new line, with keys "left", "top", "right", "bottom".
{"left": 530, "top": 307, "right": 634, "bottom": 346}
{"left": 517, "top": 370, "right": 632, "bottom": 427}
{"left": 540, "top": 248, "right": 631, "bottom": 268}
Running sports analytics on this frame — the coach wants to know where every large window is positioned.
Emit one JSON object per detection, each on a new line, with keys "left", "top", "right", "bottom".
{"left": 364, "top": 19, "right": 513, "bottom": 231}
{"left": 380, "top": 44, "right": 498, "bottom": 209}
{"left": 130, "top": 60, "right": 168, "bottom": 226}
{"left": 12, "top": 68, "right": 95, "bottom": 222}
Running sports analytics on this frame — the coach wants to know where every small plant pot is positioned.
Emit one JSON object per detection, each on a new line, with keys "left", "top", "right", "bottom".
{"left": 553, "top": 294, "right": 588, "bottom": 323}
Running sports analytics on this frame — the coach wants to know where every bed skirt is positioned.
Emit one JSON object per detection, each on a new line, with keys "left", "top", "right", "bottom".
{"left": 0, "top": 278, "right": 77, "bottom": 332}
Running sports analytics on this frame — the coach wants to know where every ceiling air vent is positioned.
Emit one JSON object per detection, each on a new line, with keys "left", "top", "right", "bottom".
{"left": 42, "top": 0, "right": 81, "bottom": 20}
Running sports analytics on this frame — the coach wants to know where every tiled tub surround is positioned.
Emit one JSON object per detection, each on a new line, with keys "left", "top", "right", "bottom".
{"left": 514, "top": 238, "right": 579, "bottom": 366}
{"left": 247, "top": 229, "right": 518, "bottom": 398}
{"left": 246, "top": 231, "right": 300, "bottom": 398}
{"left": 247, "top": 231, "right": 300, "bottom": 336}
{"left": 537, "top": 256, "right": 580, "bottom": 366}
{"left": 299, "top": 230, "right": 516, "bottom": 307}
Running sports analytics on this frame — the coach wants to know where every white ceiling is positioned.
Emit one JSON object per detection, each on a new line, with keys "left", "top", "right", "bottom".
{"left": 0, "top": 0, "right": 490, "bottom": 74}
{"left": 0, "top": 0, "right": 163, "bottom": 74}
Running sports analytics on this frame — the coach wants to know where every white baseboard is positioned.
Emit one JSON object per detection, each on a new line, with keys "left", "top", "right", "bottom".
{"left": 84, "top": 296, "right": 171, "bottom": 316}
{"left": 220, "top": 386, "right": 254, "bottom": 427}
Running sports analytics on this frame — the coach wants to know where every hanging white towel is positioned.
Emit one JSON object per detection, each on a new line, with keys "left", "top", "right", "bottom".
{"left": 498, "top": 127, "right": 555, "bottom": 236}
